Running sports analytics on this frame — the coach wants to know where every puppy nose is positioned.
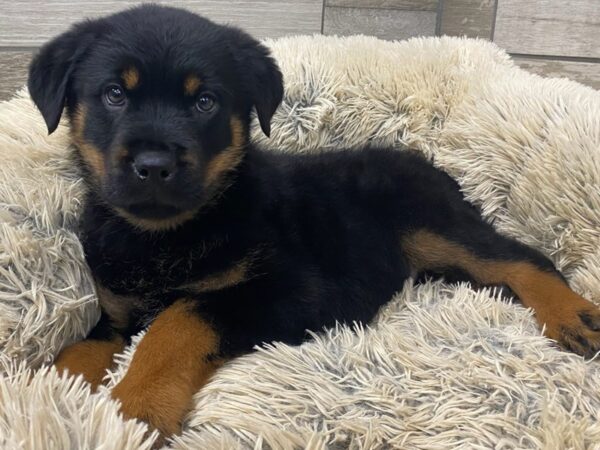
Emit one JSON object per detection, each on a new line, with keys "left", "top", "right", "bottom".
{"left": 132, "top": 151, "right": 176, "bottom": 182}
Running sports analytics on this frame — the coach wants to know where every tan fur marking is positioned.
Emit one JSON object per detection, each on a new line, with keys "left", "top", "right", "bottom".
{"left": 122, "top": 67, "right": 140, "bottom": 90}
{"left": 402, "top": 230, "right": 545, "bottom": 287}
{"left": 111, "top": 300, "right": 222, "bottom": 437}
{"left": 112, "top": 116, "right": 245, "bottom": 231}
{"left": 72, "top": 106, "right": 106, "bottom": 182}
{"left": 114, "top": 206, "right": 199, "bottom": 232}
{"left": 96, "top": 282, "right": 138, "bottom": 331}
{"left": 181, "top": 150, "right": 199, "bottom": 168}
{"left": 204, "top": 116, "right": 245, "bottom": 190}
{"left": 184, "top": 75, "right": 202, "bottom": 96}
{"left": 112, "top": 146, "right": 129, "bottom": 167}
{"left": 54, "top": 337, "right": 125, "bottom": 390}
{"left": 180, "top": 258, "right": 251, "bottom": 293}
{"left": 401, "top": 230, "right": 600, "bottom": 352}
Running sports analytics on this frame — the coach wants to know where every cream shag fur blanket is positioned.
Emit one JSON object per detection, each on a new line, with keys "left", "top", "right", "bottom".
{"left": 0, "top": 35, "right": 599, "bottom": 450}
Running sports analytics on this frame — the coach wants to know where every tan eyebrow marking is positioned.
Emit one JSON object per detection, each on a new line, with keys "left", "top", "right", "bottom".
{"left": 121, "top": 66, "right": 140, "bottom": 90}
{"left": 184, "top": 75, "right": 202, "bottom": 96}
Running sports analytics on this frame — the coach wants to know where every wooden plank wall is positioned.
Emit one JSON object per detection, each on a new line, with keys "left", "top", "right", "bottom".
{"left": 493, "top": 0, "right": 600, "bottom": 89}
{"left": 0, "top": 0, "right": 324, "bottom": 100}
{"left": 1, "top": 0, "right": 599, "bottom": 101}
{"left": 323, "top": 0, "right": 438, "bottom": 40}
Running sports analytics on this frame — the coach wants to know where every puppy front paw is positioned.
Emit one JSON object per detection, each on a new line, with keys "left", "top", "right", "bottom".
{"left": 111, "top": 379, "right": 190, "bottom": 440}
{"left": 545, "top": 305, "right": 600, "bottom": 358}
{"left": 54, "top": 338, "right": 124, "bottom": 389}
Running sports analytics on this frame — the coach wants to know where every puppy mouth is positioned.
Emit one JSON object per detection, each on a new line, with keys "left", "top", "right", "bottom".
{"left": 125, "top": 202, "right": 184, "bottom": 219}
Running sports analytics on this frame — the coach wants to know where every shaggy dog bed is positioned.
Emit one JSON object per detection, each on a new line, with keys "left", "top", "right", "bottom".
{"left": 1, "top": 35, "right": 599, "bottom": 449}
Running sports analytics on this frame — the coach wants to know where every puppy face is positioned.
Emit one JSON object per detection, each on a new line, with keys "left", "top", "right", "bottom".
{"left": 28, "top": 5, "right": 283, "bottom": 231}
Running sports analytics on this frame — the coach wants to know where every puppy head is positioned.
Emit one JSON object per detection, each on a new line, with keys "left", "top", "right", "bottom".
{"left": 28, "top": 5, "right": 283, "bottom": 231}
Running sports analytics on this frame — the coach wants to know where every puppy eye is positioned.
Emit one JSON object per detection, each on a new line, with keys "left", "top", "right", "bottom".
{"left": 195, "top": 93, "right": 216, "bottom": 113}
{"left": 104, "top": 84, "right": 127, "bottom": 107}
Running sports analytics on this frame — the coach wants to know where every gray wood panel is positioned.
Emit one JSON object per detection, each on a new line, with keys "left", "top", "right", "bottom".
{"left": 0, "top": 0, "right": 323, "bottom": 46}
{"left": 0, "top": 51, "right": 32, "bottom": 101}
{"left": 326, "top": 0, "right": 438, "bottom": 11}
{"left": 439, "top": 0, "right": 496, "bottom": 39}
{"left": 494, "top": 0, "right": 600, "bottom": 59}
{"left": 323, "top": 6, "right": 437, "bottom": 40}
{"left": 513, "top": 56, "right": 600, "bottom": 91}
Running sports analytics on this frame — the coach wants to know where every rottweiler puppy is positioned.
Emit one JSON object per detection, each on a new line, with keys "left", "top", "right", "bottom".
{"left": 28, "top": 4, "right": 600, "bottom": 440}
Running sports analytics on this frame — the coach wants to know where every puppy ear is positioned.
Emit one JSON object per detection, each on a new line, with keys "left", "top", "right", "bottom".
{"left": 230, "top": 31, "right": 283, "bottom": 137}
{"left": 28, "top": 23, "right": 96, "bottom": 134}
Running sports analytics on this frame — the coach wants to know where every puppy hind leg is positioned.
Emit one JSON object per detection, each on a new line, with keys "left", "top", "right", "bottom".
{"left": 401, "top": 225, "right": 600, "bottom": 358}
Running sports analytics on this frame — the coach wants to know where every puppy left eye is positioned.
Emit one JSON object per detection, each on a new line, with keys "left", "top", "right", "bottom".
{"left": 195, "top": 93, "right": 216, "bottom": 113}
{"left": 104, "top": 84, "right": 127, "bottom": 107}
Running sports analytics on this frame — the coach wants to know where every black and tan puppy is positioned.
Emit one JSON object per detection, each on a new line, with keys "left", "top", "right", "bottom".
{"left": 28, "top": 4, "right": 600, "bottom": 440}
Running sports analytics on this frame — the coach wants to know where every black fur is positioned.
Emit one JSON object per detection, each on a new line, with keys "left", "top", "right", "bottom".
{"left": 28, "top": 22, "right": 99, "bottom": 133}
{"left": 28, "top": 4, "right": 595, "bottom": 363}
{"left": 81, "top": 147, "right": 556, "bottom": 355}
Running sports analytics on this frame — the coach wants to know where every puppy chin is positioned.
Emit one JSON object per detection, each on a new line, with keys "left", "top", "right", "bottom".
{"left": 126, "top": 202, "right": 184, "bottom": 220}
{"left": 112, "top": 204, "right": 200, "bottom": 232}
{"left": 105, "top": 195, "right": 201, "bottom": 231}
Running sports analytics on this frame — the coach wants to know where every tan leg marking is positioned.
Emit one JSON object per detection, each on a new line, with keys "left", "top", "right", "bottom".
{"left": 54, "top": 337, "right": 125, "bottom": 390}
{"left": 402, "top": 230, "right": 600, "bottom": 356}
{"left": 111, "top": 300, "right": 222, "bottom": 437}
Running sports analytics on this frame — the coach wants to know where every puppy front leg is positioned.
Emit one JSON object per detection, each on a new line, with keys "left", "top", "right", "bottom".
{"left": 111, "top": 299, "right": 223, "bottom": 438}
{"left": 54, "top": 312, "right": 125, "bottom": 389}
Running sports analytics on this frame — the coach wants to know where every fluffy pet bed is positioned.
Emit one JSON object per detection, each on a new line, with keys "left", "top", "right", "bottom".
{"left": 0, "top": 35, "right": 599, "bottom": 449}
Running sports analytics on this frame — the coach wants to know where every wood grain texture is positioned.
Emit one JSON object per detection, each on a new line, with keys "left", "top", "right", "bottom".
{"left": 0, "top": 0, "right": 323, "bottom": 46}
{"left": 326, "top": 0, "right": 438, "bottom": 11}
{"left": 0, "top": 51, "right": 32, "bottom": 101}
{"left": 323, "top": 6, "right": 437, "bottom": 40}
{"left": 494, "top": 0, "right": 600, "bottom": 58}
{"left": 438, "top": 0, "right": 496, "bottom": 39}
{"left": 513, "top": 57, "right": 600, "bottom": 91}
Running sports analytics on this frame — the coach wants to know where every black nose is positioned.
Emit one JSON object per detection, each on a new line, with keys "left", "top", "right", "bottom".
{"left": 131, "top": 151, "right": 176, "bottom": 182}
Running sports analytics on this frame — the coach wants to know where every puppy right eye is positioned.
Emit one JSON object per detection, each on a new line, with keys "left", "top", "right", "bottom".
{"left": 104, "top": 84, "right": 127, "bottom": 107}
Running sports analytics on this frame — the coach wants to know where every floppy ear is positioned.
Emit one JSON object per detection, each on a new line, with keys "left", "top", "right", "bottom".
{"left": 230, "top": 31, "right": 284, "bottom": 137}
{"left": 28, "top": 23, "right": 96, "bottom": 134}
